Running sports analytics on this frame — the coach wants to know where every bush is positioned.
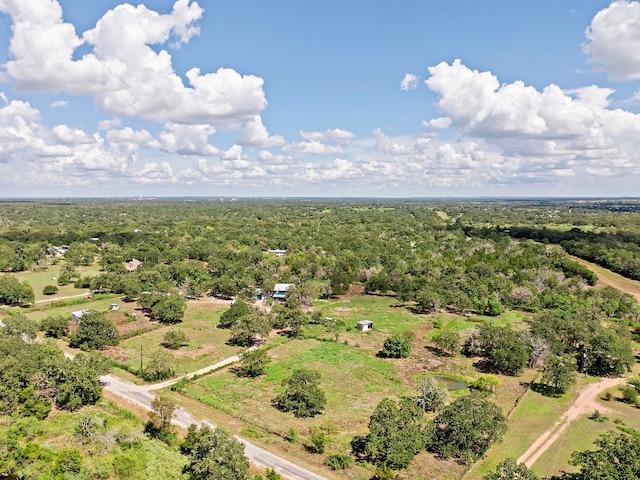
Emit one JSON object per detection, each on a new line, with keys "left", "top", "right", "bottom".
{"left": 43, "top": 285, "right": 59, "bottom": 295}
{"left": 325, "top": 453, "right": 352, "bottom": 470}
{"left": 380, "top": 335, "right": 412, "bottom": 358}
{"left": 40, "top": 315, "right": 70, "bottom": 338}
{"left": 162, "top": 330, "right": 188, "bottom": 349}
{"left": 308, "top": 429, "right": 327, "bottom": 454}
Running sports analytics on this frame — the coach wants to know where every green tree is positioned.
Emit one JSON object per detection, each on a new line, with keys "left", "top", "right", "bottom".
{"left": 40, "top": 315, "right": 70, "bottom": 338}
{"left": 69, "top": 310, "right": 119, "bottom": 350}
{"left": 229, "top": 309, "right": 271, "bottom": 347}
{"left": 380, "top": 335, "right": 412, "bottom": 359}
{"left": 219, "top": 299, "right": 251, "bottom": 329}
{"left": 483, "top": 458, "right": 539, "bottom": 480}
{"left": 0, "top": 275, "right": 34, "bottom": 305}
{"left": 162, "top": 330, "right": 188, "bottom": 349}
{"left": 232, "top": 348, "right": 270, "bottom": 378}
{"left": 42, "top": 284, "right": 58, "bottom": 295}
{"left": 433, "top": 330, "right": 461, "bottom": 356}
{"left": 557, "top": 432, "right": 640, "bottom": 480}
{"left": 272, "top": 369, "right": 326, "bottom": 418}
{"left": 1, "top": 315, "right": 38, "bottom": 340}
{"left": 151, "top": 294, "right": 187, "bottom": 324}
{"left": 182, "top": 425, "right": 250, "bottom": 480}
{"left": 541, "top": 354, "right": 576, "bottom": 394}
{"left": 351, "top": 397, "right": 425, "bottom": 470}
{"left": 428, "top": 393, "right": 507, "bottom": 462}
{"left": 142, "top": 349, "right": 175, "bottom": 381}
{"left": 412, "top": 376, "right": 448, "bottom": 412}
{"left": 145, "top": 396, "right": 176, "bottom": 442}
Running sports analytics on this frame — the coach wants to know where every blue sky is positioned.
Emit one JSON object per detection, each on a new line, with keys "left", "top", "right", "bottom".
{"left": 1, "top": 0, "right": 639, "bottom": 197}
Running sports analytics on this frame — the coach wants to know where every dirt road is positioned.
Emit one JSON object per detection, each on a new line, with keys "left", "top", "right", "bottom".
{"left": 101, "top": 373, "right": 327, "bottom": 480}
{"left": 516, "top": 377, "right": 625, "bottom": 467}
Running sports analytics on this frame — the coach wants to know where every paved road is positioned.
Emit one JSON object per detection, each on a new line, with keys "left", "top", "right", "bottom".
{"left": 101, "top": 374, "right": 327, "bottom": 480}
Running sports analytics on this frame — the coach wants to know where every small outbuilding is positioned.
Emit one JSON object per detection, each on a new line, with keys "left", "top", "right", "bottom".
{"left": 109, "top": 303, "right": 120, "bottom": 311}
{"left": 272, "top": 283, "right": 294, "bottom": 300}
{"left": 71, "top": 310, "right": 88, "bottom": 322}
{"left": 357, "top": 320, "right": 374, "bottom": 331}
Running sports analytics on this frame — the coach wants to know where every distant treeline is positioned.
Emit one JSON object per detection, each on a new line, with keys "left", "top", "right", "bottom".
{"left": 466, "top": 224, "right": 640, "bottom": 281}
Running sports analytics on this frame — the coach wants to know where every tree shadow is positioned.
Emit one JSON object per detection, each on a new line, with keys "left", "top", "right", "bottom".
{"left": 530, "top": 382, "right": 563, "bottom": 398}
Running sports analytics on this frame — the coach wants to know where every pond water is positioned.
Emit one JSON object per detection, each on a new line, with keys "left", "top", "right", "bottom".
{"left": 432, "top": 375, "right": 468, "bottom": 391}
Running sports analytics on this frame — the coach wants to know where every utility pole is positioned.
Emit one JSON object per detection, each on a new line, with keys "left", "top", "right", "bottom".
{"left": 140, "top": 344, "right": 143, "bottom": 376}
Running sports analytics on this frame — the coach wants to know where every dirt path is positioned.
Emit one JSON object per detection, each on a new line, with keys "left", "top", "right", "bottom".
{"left": 517, "top": 377, "right": 625, "bottom": 467}
{"left": 569, "top": 254, "right": 640, "bottom": 302}
{"left": 34, "top": 292, "right": 91, "bottom": 304}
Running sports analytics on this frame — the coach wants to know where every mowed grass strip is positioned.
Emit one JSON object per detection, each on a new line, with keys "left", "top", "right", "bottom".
{"left": 532, "top": 381, "right": 640, "bottom": 478}
{"left": 185, "top": 338, "right": 411, "bottom": 446}
{"left": 110, "top": 299, "right": 241, "bottom": 375}
{"left": 465, "top": 376, "right": 599, "bottom": 480}
{"left": 13, "top": 263, "right": 100, "bottom": 302}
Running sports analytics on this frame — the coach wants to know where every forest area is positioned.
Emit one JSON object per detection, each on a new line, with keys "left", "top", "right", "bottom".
{"left": 0, "top": 198, "right": 639, "bottom": 480}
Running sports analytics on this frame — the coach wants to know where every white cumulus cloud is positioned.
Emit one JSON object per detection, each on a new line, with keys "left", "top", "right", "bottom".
{"left": 400, "top": 73, "right": 419, "bottom": 91}
{"left": 584, "top": 0, "right": 640, "bottom": 80}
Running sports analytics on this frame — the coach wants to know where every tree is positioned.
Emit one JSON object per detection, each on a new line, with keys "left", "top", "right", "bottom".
{"left": 232, "top": 348, "right": 270, "bottom": 378}
{"left": 1, "top": 315, "right": 38, "bottom": 341}
{"left": 151, "top": 294, "right": 186, "bottom": 324}
{"left": 472, "top": 323, "right": 530, "bottom": 376}
{"left": 145, "top": 396, "right": 176, "bottom": 442}
{"left": 229, "top": 309, "right": 271, "bottom": 347}
{"left": 69, "top": 310, "right": 119, "bottom": 350}
{"left": 433, "top": 330, "right": 461, "bottom": 356}
{"left": 272, "top": 369, "right": 326, "bottom": 418}
{"left": 483, "top": 458, "right": 539, "bottom": 480}
{"left": 380, "top": 335, "right": 412, "bottom": 359}
{"left": 541, "top": 354, "right": 576, "bottom": 394}
{"left": 557, "top": 432, "right": 640, "bottom": 480}
{"left": 40, "top": 315, "right": 70, "bottom": 338}
{"left": 42, "top": 284, "right": 58, "bottom": 295}
{"left": 428, "top": 393, "right": 507, "bottom": 462}
{"left": 412, "top": 376, "right": 448, "bottom": 413}
{"left": 182, "top": 425, "right": 250, "bottom": 480}
{"left": 219, "top": 299, "right": 251, "bottom": 329}
{"left": 142, "top": 349, "right": 175, "bottom": 381}
{"left": 351, "top": 398, "right": 426, "bottom": 470}
{"left": 0, "top": 274, "right": 34, "bottom": 305}
{"left": 162, "top": 330, "right": 188, "bottom": 349}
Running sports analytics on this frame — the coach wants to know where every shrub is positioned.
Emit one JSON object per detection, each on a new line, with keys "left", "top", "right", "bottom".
{"left": 380, "top": 335, "right": 412, "bottom": 358}
{"left": 43, "top": 285, "right": 59, "bottom": 295}
{"left": 325, "top": 453, "right": 352, "bottom": 470}
{"left": 162, "top": 330, "right": 188, "bottom": 349}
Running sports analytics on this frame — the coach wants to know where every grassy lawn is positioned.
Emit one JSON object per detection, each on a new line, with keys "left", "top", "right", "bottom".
{"left": 105, "top": 298, "right": 242, "bottom": 376}
{"left": 465, "top": 375, "right": 603, "bottom": 480}
{"left": 532, "top": 377, "right": 640, "bottom": 478}
{"left": 12, "top": 262, "right": 101, "bottom": 302}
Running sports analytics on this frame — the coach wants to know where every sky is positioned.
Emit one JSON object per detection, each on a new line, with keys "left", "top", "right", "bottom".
{"left": 1, "top": 0, "right": 640, "bottom": 198}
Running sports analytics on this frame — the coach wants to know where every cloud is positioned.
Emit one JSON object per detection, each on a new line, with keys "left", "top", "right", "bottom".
{"left": 50, "top": 100, "right": 68, "bottom": 108}
{"left": 299, "top": 128, "right": 355, "bottom": 143}
{"left": 400, "top": 73, "right": 419, "bottom": 91}
{"left": 237, "top": 116, "right": 285, "bottom": 147}
{"left": 423, "top": 59, "right": 640, "bottom": 182}
{"left": 0, "top": 0, "right": 267, "bottom": 128}
{"left": 283, "top": 141, "right": 343, "bottom": 155}
{"left": 583, "top": 1, "right": 640, "bottom": 80}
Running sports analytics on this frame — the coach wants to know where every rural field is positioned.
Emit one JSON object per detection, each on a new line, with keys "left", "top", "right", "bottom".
{"left": 1, "top": 199, "right": 640, "bottom": 480}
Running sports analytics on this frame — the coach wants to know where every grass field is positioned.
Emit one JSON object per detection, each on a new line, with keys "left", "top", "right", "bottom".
{"left": 12, "top": 262, "right": 101, "bottom": 302}
{"left": 102, "top": 298, "right": 241, "bottom": 375}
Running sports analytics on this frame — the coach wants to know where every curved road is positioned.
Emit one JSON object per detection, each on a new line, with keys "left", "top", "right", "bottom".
{"left": 101, "top": 372, "right": 327, "bottom": 480}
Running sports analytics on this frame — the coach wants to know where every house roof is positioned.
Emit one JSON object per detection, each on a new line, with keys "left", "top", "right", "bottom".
{"left": 273, "top": 283, "right": 294, "bottom": 292}
{"left": 358, "top": 320, "right": 374, "bottom": 325}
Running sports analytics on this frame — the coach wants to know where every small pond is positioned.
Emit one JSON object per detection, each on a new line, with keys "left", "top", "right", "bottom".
{"left": 432, "top": 375, "right": 468, "bottom": 391}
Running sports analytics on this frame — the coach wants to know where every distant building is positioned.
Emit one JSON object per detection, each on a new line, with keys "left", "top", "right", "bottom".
{"left": 71, "top": 310, "right": 89, "bottom": 322}
{"left": 109, "top": 303, "right": 120, "bottom": 311}
{"left": 357, "top": 320, "right": 373, "bottom": 331}
{"left": 272, "top": 283, "right": 294, "bottom": 300}
{"left": 267, "top": 249, "right": 287, "bottom": 257}
{"left": 126, "top": 258, "right": 142, "bottom": 272}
